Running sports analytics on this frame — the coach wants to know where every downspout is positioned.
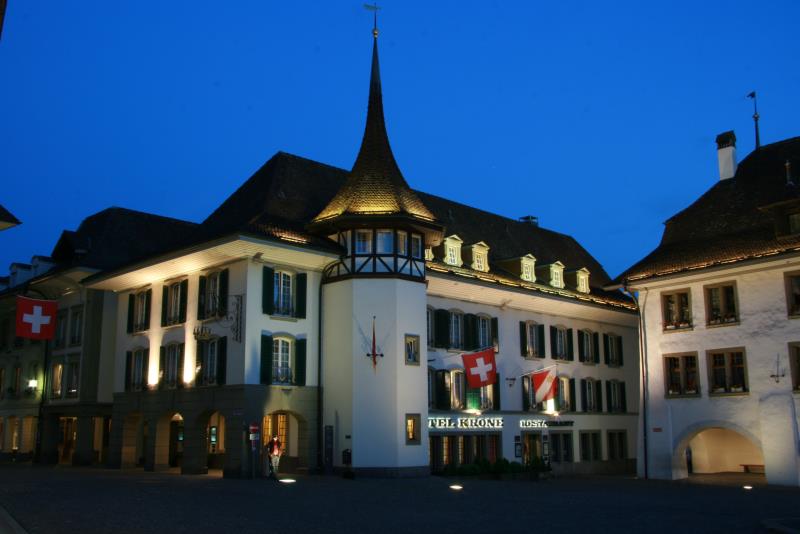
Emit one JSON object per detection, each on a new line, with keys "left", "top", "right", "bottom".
{"left": 623, "top": 284, "right": 649, "bottom": 479}
{"left": 316, "top": 260, "right": 339, "bottom": 473}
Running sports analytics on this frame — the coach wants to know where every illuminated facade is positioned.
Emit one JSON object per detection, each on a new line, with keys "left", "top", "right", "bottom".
{"left": 616, "top": 132, "right": 800, "bottom": 486}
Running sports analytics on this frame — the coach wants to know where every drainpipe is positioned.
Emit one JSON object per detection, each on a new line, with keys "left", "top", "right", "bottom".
{"left": 623, "top": 284, "right": 649, "bottom": 479}
{"left": 316, "top": 260, "right": 339, "bottom": 473}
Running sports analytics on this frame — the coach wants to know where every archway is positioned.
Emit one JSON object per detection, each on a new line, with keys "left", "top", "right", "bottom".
{"left": 154, "top": 413, "right": 184, "bottom": 471}
{"left": 120, "top": 412, "right": 145, "bottom": 468}
{"left": 262, "top": 411, "right": 308, "bottom": 474}
{"left": 673, "top": 422, "right": 764, "bottom": 478}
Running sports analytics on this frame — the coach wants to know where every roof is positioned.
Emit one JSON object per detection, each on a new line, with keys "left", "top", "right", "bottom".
{"left": 49, "top": 207, "right": 198, "bottom": 272}
{"left": 0, "top": 204, "right": 21, "bottom": 230}
{"left": 616, "top": 136, "right": 800, "bottom": 284}
{"left": 310, "top": 34, "right": 437, "bottom": 226}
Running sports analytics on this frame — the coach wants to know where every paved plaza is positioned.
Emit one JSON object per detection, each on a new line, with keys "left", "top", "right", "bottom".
{"left": 0, "top": 465, "right": 798, "bottom": 533}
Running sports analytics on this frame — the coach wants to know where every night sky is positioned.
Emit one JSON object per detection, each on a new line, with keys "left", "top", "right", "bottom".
{"left": 1, "top": 1, "right": 799, "bottom": 280}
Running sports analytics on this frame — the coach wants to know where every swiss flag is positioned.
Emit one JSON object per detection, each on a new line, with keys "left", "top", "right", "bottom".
{"left": 532, "top": 368, "right": 557, "bottom": 404}
{"left": 15, "top": 296, "right": 58, "bottom": 340}
{"left": 461, "top": 347, "right": 497, "bottom": 389}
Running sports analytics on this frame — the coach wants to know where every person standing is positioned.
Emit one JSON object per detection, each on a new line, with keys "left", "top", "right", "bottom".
{"left": 267, "top": 435, "right": 282, "bottom": 479}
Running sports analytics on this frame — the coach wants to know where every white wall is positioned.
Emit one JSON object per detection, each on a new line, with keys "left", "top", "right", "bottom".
{"left": 634, "top": 256, "right": 800, "bottom": 485}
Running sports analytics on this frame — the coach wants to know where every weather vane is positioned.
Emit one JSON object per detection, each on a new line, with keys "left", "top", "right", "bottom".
{"left": 747, "top": 91, "right": 760, "bottom": 149}
{"left": 364, "top": 3, "right": 380, "bottom": 37}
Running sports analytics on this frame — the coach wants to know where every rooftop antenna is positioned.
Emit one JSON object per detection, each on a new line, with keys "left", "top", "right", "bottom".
{"left": 746, "top": 91, "right": 760, "bottom": 149}
{"left": 364, "top": 3, "right": 380, "bottom": 37}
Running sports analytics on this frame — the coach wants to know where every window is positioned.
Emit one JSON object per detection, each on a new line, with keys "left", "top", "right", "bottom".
{"left": 552, "top": 268, "right": 562, "bottom": 288}
{"left": 397, "top": 231, "right": 408, "bottom": 256}
{"left": 164, "top": 282, "right": 183, "bottom": 325}
{"left": 131, "top": 289, "right": 151, "bottom": 333}
{"left": 605, "top": 334, "right": 623, "bottom": 367}
{"left": 206, "top": 271, "right": 220, "bottom": 316}
{"left": 273, "top": 271, "right": 293, "bottom": 316}
{"left": 474, "top": 253, "right": 485, "bottom": 272}
{"left": 664, "top": 354, "right": 699, "bottom": 396}
{"left": 578, "top": 330, "right": 596, "bottom": 364}
{"left": 555, "top": 377, "right": 572, "bottom": 412}
{"left": 451, "top": 371, "right": 465, "bottom": 410}
{"left": 582, "top": 378, "right": 601, "bottom": 412}
{"left": 524, "top": 322, "right": 544, "bottom": 358}
{"left": 355, "top": 229, "right": 373, "bottom": 254}
{"left": 65, "top": 359, "right": 79, "bottom": 398}
{"left": 449, "top": 311, "right": 463, "bottom": 349}
{"left": 786, "top": 273, "right": 800, "bottom": 316}
{"left": 411, "top": 234, "right": 423, "bottom": 259}
{"left": 551, "top": 326, "right": 571, "bottom": 360}
{"left": 405, "top": 414, "right": 421, "bottom": 445}
{"left": 161, "top": 344, "right": 183, "bottom": 389}
{"left": 790, "top": 344, "right": 800, "bottom": 391}
{"left": 550, "top": 432, "right": 573, "bottom": 463}
{"left": 580, "top": 431, "right": 602, "bottom": 462}
{"left": 522, "top": 262, "right": 534, "bottom": 282}
{"left": 200, "top": 270, "right": 228, "bottom": 319}
{"left": 405, "top": 334, "right": 420, "bottom": 365}
{"left": 578, "top": 275, "right": 589, "bottom": 293}
{"left": 198, "top": 338, "right": 227, "bottom": 386}
{"left": 375, "top": 229, "right": 394, "bottom": 254}
{"left": 446, "top": 246, "right": 458, "bottom": 266}
{"left": 707, "top": 350, "right": 748, "bottom": 394}
{"left": 426, "top": 308, "right": 434, "bottom": 348}
{"left": 607, "top": 380, "right": 626, "bottom": 413}
{"left": 51, "top": 363, "right": 63, "bottom": 398}
{"left": 662, "top": 290, "right": 692, "bottom": 329}
{"left": 12, "top": 366, "right": 21, "bottom": 396}
{"left": 428, "top": 368, "right": 435, "bottom": 409}
{"left": 69, "top": 307, "right": 83, "bottom": 345}
{"left": 130, "top": 349, "right": 148, "bottom": 391}
{"left": 54, "top": 311, "right": 68, "bottom": 348}
{"left": 477, "top": 316, "right": 491, "bottom": 348}
{"left": 607, "top": 430, "right": 627, "bottom": 461}
{"left": 705, "top": 283, "right": 738, "bottom": 325}
{"left": 273, "top": 338, "right": 292, "bottom": 384}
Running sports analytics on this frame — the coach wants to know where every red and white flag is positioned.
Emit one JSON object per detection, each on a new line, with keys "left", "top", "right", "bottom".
{"left": 461, "top": 347, "right": 497, "bottom": 389}
{"left": 532, "top": 367, "right": 557, "bottom": 404}
{"left": 15, "top": 295, "right": 58, "bottom": 340}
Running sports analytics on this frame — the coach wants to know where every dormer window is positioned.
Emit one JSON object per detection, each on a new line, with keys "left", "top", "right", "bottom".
{"left": 537, "top": 262, "right": 565, "bottom": 289}
{"left": 464, "top": 241, "right": 490, "bottom": 272}
{"left": 552, "top": 269, "right": 562, "bottom": 287}
{"left": 439, "top": 235, "right": 464, "bottom": 267}
{"left": 789, "top": 212, "right": 800, "bottom": 234}
{"left": 446, "top": 246, "right": 458, "bottom": 265}
{"left": 578, "top": 274, "right": 589, "bottom": 293}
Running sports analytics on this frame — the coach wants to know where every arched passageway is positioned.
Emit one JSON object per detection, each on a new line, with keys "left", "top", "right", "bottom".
{"left": 674, "top": 424, "right": 764, "bottom": 478}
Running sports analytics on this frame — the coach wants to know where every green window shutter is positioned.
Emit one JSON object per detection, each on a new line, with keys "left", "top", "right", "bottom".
{"left": 603, "top": 334, "right": 610, "bottom": 365}
{"left": 262, "top": 266, "right": 274, "bottom": 315}
{"left": 618, "top": 338, "right": 624, "bottom": 367}
{"left": 577, "top": 331, "right": 585, "bottom": 361}
{"left": 295, "top": 273, "right": 307, "bottom": 319}
{"left": 434, "top": 309, "right": 450, "bottom": 348}
{"left": 177, "top": 344, "right": 185, "bottom": 389}
{"left": 463, "top": 314, "right": 477, "bottom": 350}
{"left": 218, "top": 269, "right": 229, "bottom": 317}
{"left": 581, "top": 379, "right": 587, "bottom": 412}
{"left": 592, "top": 333, "right": 600, "bottom": 364}
{"left": 537, "top": 325, "right": 545, "bottom": 357}
{"left": 125, "top": 351, "right": 132, "bottom": 391}
{"left": 522, "top": 375, "right": 530, "bottom": 411}
{"left": 179, "top": 279, "right": 188, "bottom": 323}
{"left": 126, "top": 295, "right": 134, "bottom": 334}
{"left": 144, "top": 289, "right": 152, "bottom": 330}
{"left": 549, "top": 326, "right": 557, "bottom": 358}
{"left": 492, "top": 375, "right": 501, "bottom": 410}
{"left": 294, "top": 338, "right": 307, "bottom": 386}
{"left": 569, "top": 378, "right": 576, "bottom": 412}
{"left": 519, "top": 322, "right": 528, "bottom": 357}
{"left": 435, "top": 370, "right": 450, "bottom": 410}
{"left": 606, "top": 381, "right": 612, "bottom": 413}
{"left": 491, "top": 317, "right": 499, "bottom": 351}
{"left": 217, "top": 337, "right": 227, "bottom": 385}
{"left": 161, "top": 286, "right": 169, "bottom": 327}
{"left": 197, "top": 276, "right": 207, "bottom": 321}
{"left": 159, "top": 346, "right": 166, "bottom": 390}
{"left": 620, "top": 381, "right": 627, "bottom": 412}
{"left": 465, "top": 386, "right": 480, "bottom": 410}
{"left": 260, "top": 335, "right": 273, "bottom": 385}
{"left": 567, "top": 329, "right": 574, "bottom": 361}
{"left": 595, "top": 380, "right": 603, "bottom": 412}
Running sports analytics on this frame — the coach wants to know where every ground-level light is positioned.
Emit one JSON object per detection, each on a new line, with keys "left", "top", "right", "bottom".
{"left": 279, "top": 478, "right": 296, "bottom": 484}
{"left": 449, "top": 484, "right": 463, "bottom": 491}
{"left": 743, "top": 485, "right": 753, "bottom": 490}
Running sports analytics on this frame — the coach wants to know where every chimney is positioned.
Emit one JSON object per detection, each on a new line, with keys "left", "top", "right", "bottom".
{"left": 519, "top": 215, "right": 539, "bottom": 227}
{"left": 715, "top": 130, "right": 737, "bottom": 181}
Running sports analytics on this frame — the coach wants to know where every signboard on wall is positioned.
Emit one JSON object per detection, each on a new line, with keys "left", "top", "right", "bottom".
{"left": 428, "top": 417, "right": 504, "bottom": 430}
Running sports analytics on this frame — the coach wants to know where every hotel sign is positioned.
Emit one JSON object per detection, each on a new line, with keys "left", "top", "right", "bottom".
{"left": 519, "top": 419, "right": 549, "bottom": 429}
{"left": 428, "top": 417, "right": 504, "bottom": 430}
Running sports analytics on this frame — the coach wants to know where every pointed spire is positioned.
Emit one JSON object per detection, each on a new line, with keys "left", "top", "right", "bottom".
{"left": 311, "top": 26, "right": 438, "bottom": 227}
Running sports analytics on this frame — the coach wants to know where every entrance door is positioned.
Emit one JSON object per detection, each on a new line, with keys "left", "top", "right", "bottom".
{"left": 168, "top": 420, "right": 184, "bottom": 467}
{"left": 59, "top": 417, "right": 76, "bottom": 463}
{"left": 523, "top": 433, "right": 543, "bottom": 465}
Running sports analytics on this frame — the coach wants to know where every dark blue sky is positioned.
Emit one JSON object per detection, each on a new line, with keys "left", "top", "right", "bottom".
{"left": 2, "top": 1, "right": 799, "bottom": 280}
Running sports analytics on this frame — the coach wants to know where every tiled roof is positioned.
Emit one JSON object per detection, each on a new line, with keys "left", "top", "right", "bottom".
{"left": 310, "top": 36, "right": 436, "bottom": 225}
{"left": 616, "top": 136, "right": 800, "bottom": 284}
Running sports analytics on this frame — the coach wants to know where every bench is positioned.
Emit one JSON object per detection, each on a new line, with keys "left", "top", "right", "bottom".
{"left": 741, "top": 464, "right": 764, "bottom": 474}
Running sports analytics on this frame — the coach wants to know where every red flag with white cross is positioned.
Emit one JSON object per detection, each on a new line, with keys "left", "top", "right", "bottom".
{"left": 15, "top": 295, "right": 58, "bottom": 340}
{"left": 461, "top": 347, "right": 497, "bottom": 389}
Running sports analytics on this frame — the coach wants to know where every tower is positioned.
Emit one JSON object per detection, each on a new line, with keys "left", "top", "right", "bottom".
{"left": 308, "top": 25, "right": 443, "bottom": 476}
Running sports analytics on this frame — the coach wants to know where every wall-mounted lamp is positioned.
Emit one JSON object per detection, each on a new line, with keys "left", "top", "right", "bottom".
{"left": 27, "top": 379, "right": 38, "bottom": 389}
